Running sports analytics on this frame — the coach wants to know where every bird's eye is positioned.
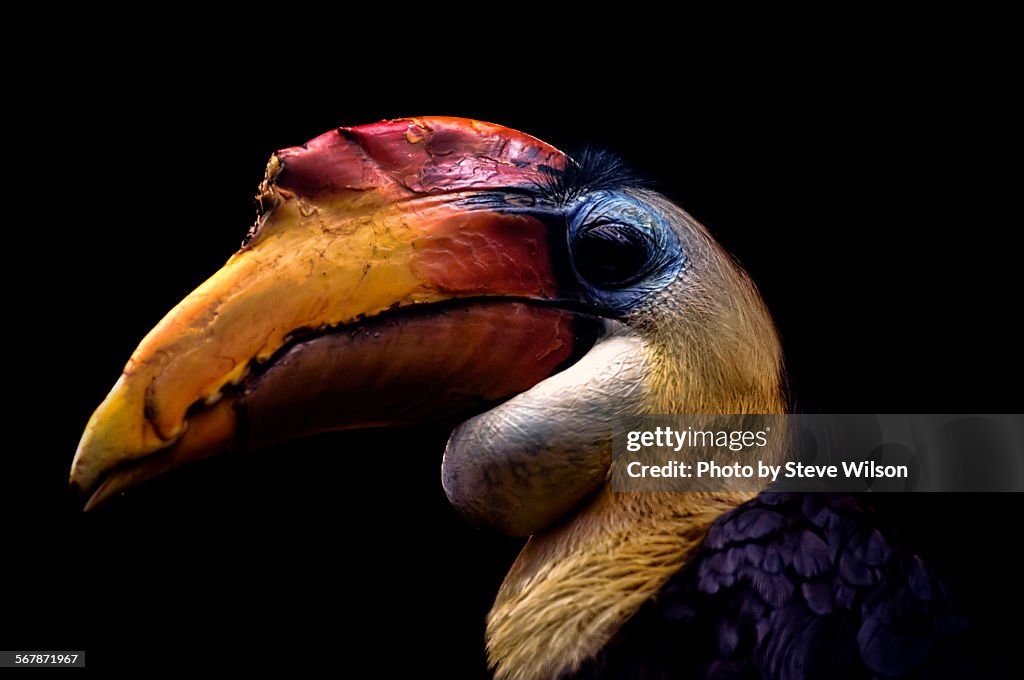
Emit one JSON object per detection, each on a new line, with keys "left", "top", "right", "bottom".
{"left": 571, "top": 220, "right": 652, "bottom": 288}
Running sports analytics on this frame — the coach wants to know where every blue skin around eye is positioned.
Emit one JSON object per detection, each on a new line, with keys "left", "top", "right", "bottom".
{"left": 568, "top": 191, "right": 685, "bottom": 314}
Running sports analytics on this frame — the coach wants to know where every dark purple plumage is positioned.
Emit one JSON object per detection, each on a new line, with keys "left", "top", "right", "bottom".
{"left": 570, "top": 493, "right": 984, "bottom": 679}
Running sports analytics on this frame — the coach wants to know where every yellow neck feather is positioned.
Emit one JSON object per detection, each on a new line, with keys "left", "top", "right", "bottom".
{"left": 486, "top": 488, "right": 752, "bottom": 680}
{"left": 485, "top": 194, "right": 784, "bottom": 679}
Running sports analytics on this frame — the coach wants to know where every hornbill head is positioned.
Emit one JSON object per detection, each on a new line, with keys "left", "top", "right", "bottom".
{"left": 72, "top": 117, "right": 783, "bottom": 676}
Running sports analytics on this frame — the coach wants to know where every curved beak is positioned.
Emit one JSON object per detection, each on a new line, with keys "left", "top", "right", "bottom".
{"left": 71, "top": 117, "right": 598, "bottom": 509}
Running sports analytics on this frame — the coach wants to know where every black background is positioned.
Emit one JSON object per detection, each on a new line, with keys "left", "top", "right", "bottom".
{"left": 8, "top": 45, "right": 1020, "bottom": 676}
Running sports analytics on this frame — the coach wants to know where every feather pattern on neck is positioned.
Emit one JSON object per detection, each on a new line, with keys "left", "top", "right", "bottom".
{"left": 488, "top": 489, "right": 752, "bottom": 680}
{"left": 487, "top": 194, "right": 784, "bottom": 679}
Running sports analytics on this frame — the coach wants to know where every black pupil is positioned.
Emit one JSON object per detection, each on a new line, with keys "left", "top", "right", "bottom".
{"left": 573, "top": 222, "right": 650, "bottom": 286}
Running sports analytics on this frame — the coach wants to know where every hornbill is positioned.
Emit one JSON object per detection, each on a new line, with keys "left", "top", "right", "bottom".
{"left": 72, "top": 118, "right": 974, "bottom": 679}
